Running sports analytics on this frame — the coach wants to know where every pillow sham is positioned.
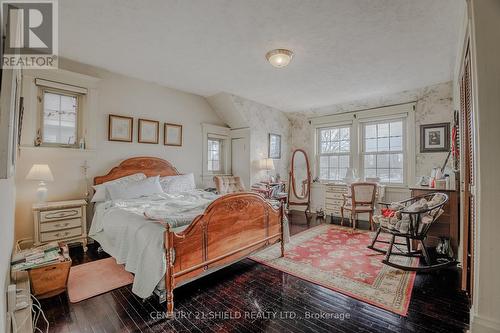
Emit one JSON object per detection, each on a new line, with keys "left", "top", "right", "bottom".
{"left": 91, "top": 173, "right": 146, "bottom": 202}
{"left": 106, "top": 176, "right": 163, "bottom": 200}
{"left": 160, "top": 173, "right": 196, "bottom": 194}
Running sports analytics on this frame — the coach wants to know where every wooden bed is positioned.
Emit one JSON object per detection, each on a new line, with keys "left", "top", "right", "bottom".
{"left": 94, "top": 157, "right": 285, "bottom": 316}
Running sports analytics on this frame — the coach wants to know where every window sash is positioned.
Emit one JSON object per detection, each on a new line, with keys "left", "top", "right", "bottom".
{"left": 207, "top": 138, "right": 223, "bottom": 173}
{"left": 361, "top": 119, "right": 405, "bottom": 184}
{"left": 317, "top": 126, "right": 351, "bottom": 181}
{"left": 39, "top": 88, "right": 81, "bottom": 147}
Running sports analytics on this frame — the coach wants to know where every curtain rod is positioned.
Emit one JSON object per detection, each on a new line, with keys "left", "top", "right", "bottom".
{"left": 306, "top": 101, "right": 417, "bottom": 121}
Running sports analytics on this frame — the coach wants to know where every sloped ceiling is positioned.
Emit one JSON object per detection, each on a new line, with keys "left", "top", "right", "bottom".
{"left": 60, "top": 0, "right": 465, "bottom": 112}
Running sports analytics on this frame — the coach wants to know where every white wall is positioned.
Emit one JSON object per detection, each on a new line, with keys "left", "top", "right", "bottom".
{"left": 15, "top": 58, "right": 225, "bottom": 240}
{"left": 469, "top": 0, "right": 500, "bottom": 331}
{"left": 0, "top": 178, "right": 15, "bottom": 333}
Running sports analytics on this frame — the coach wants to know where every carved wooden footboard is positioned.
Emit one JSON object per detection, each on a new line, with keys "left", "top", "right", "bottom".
{"left": 93, "top": 157, "right": 285, "bottom": 316}
{"left": 164, "top": 192, "right": 285, "bottom": 316}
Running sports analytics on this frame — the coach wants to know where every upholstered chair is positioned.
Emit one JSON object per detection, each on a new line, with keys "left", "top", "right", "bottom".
{"left": 213, "top": 176, "right": 246, "bottom": 195}
{"left": 341, "top": 182, "right": 377, "bottom": 230}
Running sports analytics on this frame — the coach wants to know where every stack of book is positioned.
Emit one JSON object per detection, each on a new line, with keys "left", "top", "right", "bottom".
{"left": 11, "top": 242, "right": 69, "bottom": 272}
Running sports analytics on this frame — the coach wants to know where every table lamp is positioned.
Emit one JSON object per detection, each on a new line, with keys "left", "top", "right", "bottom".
{"left": 26, "top": 164, "right": 54, "bottom": 202}
{"left": 261, "top": 158, "right": 275, "bottom": 182}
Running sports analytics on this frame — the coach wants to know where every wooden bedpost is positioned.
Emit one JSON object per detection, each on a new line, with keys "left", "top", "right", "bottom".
{"left": 280, "top": 202, "right": 285, "bottom": 257}
{"left": 164, "top": 224, "right": 175, "bottom": 318}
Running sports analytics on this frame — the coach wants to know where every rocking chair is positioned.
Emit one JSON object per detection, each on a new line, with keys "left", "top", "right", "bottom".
{"left": 368, "top": 193, "right": 458, "bottom": 272}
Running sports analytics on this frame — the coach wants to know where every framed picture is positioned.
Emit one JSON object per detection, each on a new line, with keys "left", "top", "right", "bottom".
{"left": 420, "top": 123, "right": 450, "bottom": 152}
{"left": 138, "top": 118, "right": 160, "bottom": 144}
{"left": 268, "top": 133, "right": 281, "bottom": 159}
{"left": 164, "top": 123, "right": 183, "bottom": 146}
{"left": 108, "top": 114, "right": 134, "bottom": 142}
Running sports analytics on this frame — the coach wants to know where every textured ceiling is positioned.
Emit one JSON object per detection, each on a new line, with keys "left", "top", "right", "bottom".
{"left": 59, "top": 0, "right": 464, "bottom": 112}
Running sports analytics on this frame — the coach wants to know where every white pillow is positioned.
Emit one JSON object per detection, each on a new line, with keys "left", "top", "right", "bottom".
{"left": 160, "top": 173, "right": 196, "bottom": 194}
{"left": 91, "top": 173, "right": 146, "bottom": 202}
{"left": 106, "top": 176, "right": 163, "bottom": 200}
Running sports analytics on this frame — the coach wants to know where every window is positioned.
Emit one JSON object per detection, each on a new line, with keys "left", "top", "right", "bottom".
{"left": 207, "top": 138, "right": 223, "bottom": 173}
{"left": 362, "top": 120, "right": 404, "bottom": 184}
{"left": 40, "top": 88, "right": 80, "bottom": 146}
{"left": 317, "top": 126, "right": 351, "bottom": 181}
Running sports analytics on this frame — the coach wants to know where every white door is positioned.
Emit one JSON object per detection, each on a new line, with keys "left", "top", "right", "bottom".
{"left": 231, "top": 137, "right": 250, "bottom": 189}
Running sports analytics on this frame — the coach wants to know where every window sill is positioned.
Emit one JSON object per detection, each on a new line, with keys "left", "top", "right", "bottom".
{"left": 20, "top": 146, "right": 96, "bottom": 153}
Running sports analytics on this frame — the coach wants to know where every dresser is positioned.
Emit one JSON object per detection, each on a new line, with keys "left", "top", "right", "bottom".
{"left": 33, "top": 199, "right": 88, "bottom": 251}
{"left": 410, "top": 187, "right": 459, "bottom": 257}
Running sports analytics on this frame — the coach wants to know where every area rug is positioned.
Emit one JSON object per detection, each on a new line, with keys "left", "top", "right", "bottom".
{"left": 250, "top": 224, "right": 417, "bottom": 316}
{"left": 67, "top": 257, "right": 134, "bottom": 303}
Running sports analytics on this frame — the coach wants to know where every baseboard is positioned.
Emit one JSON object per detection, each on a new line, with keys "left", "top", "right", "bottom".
{"left": 472, "top": 314, "right": 500, "bottom": 333}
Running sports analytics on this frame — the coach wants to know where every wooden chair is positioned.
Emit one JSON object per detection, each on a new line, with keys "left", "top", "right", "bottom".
{"left": 340, "top": 182, "right": 377, "bottom": 230}
{"left": 213, "top": 176, "right": 245, "bottom": 194}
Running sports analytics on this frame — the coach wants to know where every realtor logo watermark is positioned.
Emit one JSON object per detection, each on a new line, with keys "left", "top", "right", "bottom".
{"left": 1, "top": 0, "right": 58, "bottom": 68}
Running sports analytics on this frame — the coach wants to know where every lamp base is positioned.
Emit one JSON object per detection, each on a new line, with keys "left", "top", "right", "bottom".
{"left": 36, "top": 181, "right": 48, "bottom": 202}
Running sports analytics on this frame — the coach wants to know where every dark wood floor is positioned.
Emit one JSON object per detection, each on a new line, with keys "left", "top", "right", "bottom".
{"left": 39, "top": 212, "right": 470, "bottom": 333}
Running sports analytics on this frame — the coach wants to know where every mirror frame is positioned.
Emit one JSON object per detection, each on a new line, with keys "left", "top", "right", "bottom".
{"left": 288, "top": 149, "right": 311, "bottom": 213}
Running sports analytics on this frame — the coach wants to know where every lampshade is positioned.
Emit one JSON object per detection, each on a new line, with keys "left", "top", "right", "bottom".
{"left": 265, "top": 49, "right": 294, "bottom": 68}
{"left": 260, "top": 158, "right": 275, "bottom": 171}
{"left": 26, "top": 164, "right": 54, "bottom": 182}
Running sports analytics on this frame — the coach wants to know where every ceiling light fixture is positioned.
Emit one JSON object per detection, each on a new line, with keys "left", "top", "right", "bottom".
{"left": 265, "top": 49, "right": 294, "bottom": 68}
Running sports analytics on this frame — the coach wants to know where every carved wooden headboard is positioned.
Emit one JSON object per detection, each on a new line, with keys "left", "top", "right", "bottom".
{"left": 93, "top": 157, "right": 180, "bottom": 185}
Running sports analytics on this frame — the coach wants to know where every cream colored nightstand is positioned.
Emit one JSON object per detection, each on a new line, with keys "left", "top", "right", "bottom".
{"left": 33, "top": 199, "right": 88, "bottom": 251}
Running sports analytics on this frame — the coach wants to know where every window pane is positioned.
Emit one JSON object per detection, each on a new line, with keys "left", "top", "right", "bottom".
{"left": 365, "top": 124, "right": 377, "bottom": 139}
{"left": 331, "top": 128, "right": 340, "bottom": 140}
{"left": 42, "top": 92, "right": 77, "bottom": 145}
{"left": 339, "top": 155, "right": 349, "bottom": 168}
{"left": 390, "top": 121, "right": 403, "bottom": 137}
{"left": 365, "top": 138, "right": 377, "bottom": 152}
{"left": 390, "top": 136, "right": 402, "bottom": 151}
{"left": 377, "top": 137, "right": 389, "bottom": 151}
{"left": 339, "top": 168, "right": 348, "bottom": 179}
{"left": 319, "top": 156, "right": 328, "bottom": 168}
{"left": 331, "top": 141, "right": 340, "bottom": 153}
{"left": 365, "top": 169, "right": 377, "bottom": 178}
{"left": 329, "top": 168, "right": 338, "bottom": 181}
{"left": 378, "top": 123, "right": 389, "bottom": 137}
{"left": 340, "top": 128, "right": 350, "bottom": 140}
{"left": 364, "top": 154, "right": 376, "bottom": 168}
{"left": 377, "top": 154, "right": 390, "bottom": 168}
{"left": 329, "top": 155, "right": 338, "bottom": 168}
{"left": 339, "top": 140, "right": 349, "bottom": 152}
{"left": 377, "top": 169, "right": 390, "bottom": 182}
{"left": 390, "top": 169, "right": 403, "bottom": 183}
{"left": 320, "top": 168, "right": 329, "bottom": 180}
{"left": 390, "top": 153, "right": 403, "bottom": 168}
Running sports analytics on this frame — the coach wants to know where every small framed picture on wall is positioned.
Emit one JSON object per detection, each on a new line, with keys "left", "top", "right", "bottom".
{"left": 164, "top": 123, "right": 183, "bottom": 146}
{"left": 108, "top": 114, "right": 133, "bottom": 142}
{"left": 420, "top": 123, "right": 450, "bottom": 152}
{"left": 138, "top": 118, "right": 160, "bottom": 144}
{"left": 268, "top": 133, "right": 281, "bottom": 159}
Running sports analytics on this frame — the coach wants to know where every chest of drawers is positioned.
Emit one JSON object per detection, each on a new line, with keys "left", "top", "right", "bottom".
{"left": 33, "top": 199, "right": 88, "bottom": 251}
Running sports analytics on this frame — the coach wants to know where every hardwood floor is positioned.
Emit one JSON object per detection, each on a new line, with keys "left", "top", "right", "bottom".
{"left": 39, "top": 211, "right": 470, "bottom": 333}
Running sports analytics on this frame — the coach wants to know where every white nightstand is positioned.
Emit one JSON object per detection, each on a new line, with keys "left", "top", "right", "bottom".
{"left": 32, "top": 199, "right": 88, "bottom": 251}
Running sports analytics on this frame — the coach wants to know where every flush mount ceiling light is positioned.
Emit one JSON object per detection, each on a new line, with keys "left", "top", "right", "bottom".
{"left": 265, "top": 49, "right": 294, "bottom": 68}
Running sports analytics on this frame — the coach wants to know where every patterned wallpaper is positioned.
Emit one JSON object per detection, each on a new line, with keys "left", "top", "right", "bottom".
{"left": 232, "top": 95, "right": 292, "bottom": 184}
{"left": 287, "top": 81, "right": 455, "bottom": 181}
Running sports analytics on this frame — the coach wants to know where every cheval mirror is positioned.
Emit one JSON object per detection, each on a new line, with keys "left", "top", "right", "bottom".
{"left": 288, "top": 149, "right": 311, "bottom": 214}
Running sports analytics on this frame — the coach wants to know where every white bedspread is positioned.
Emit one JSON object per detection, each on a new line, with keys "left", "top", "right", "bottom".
{"left": 88, "top": 190, "right": 219, "bottom": 298}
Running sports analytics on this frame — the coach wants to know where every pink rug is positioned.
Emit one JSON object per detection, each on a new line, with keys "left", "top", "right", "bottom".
{"left": 67, "top": 257, "right": 134, "bottom": 303}
{"left": 251, "top": 224, "right": 417, "bottom": 316}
